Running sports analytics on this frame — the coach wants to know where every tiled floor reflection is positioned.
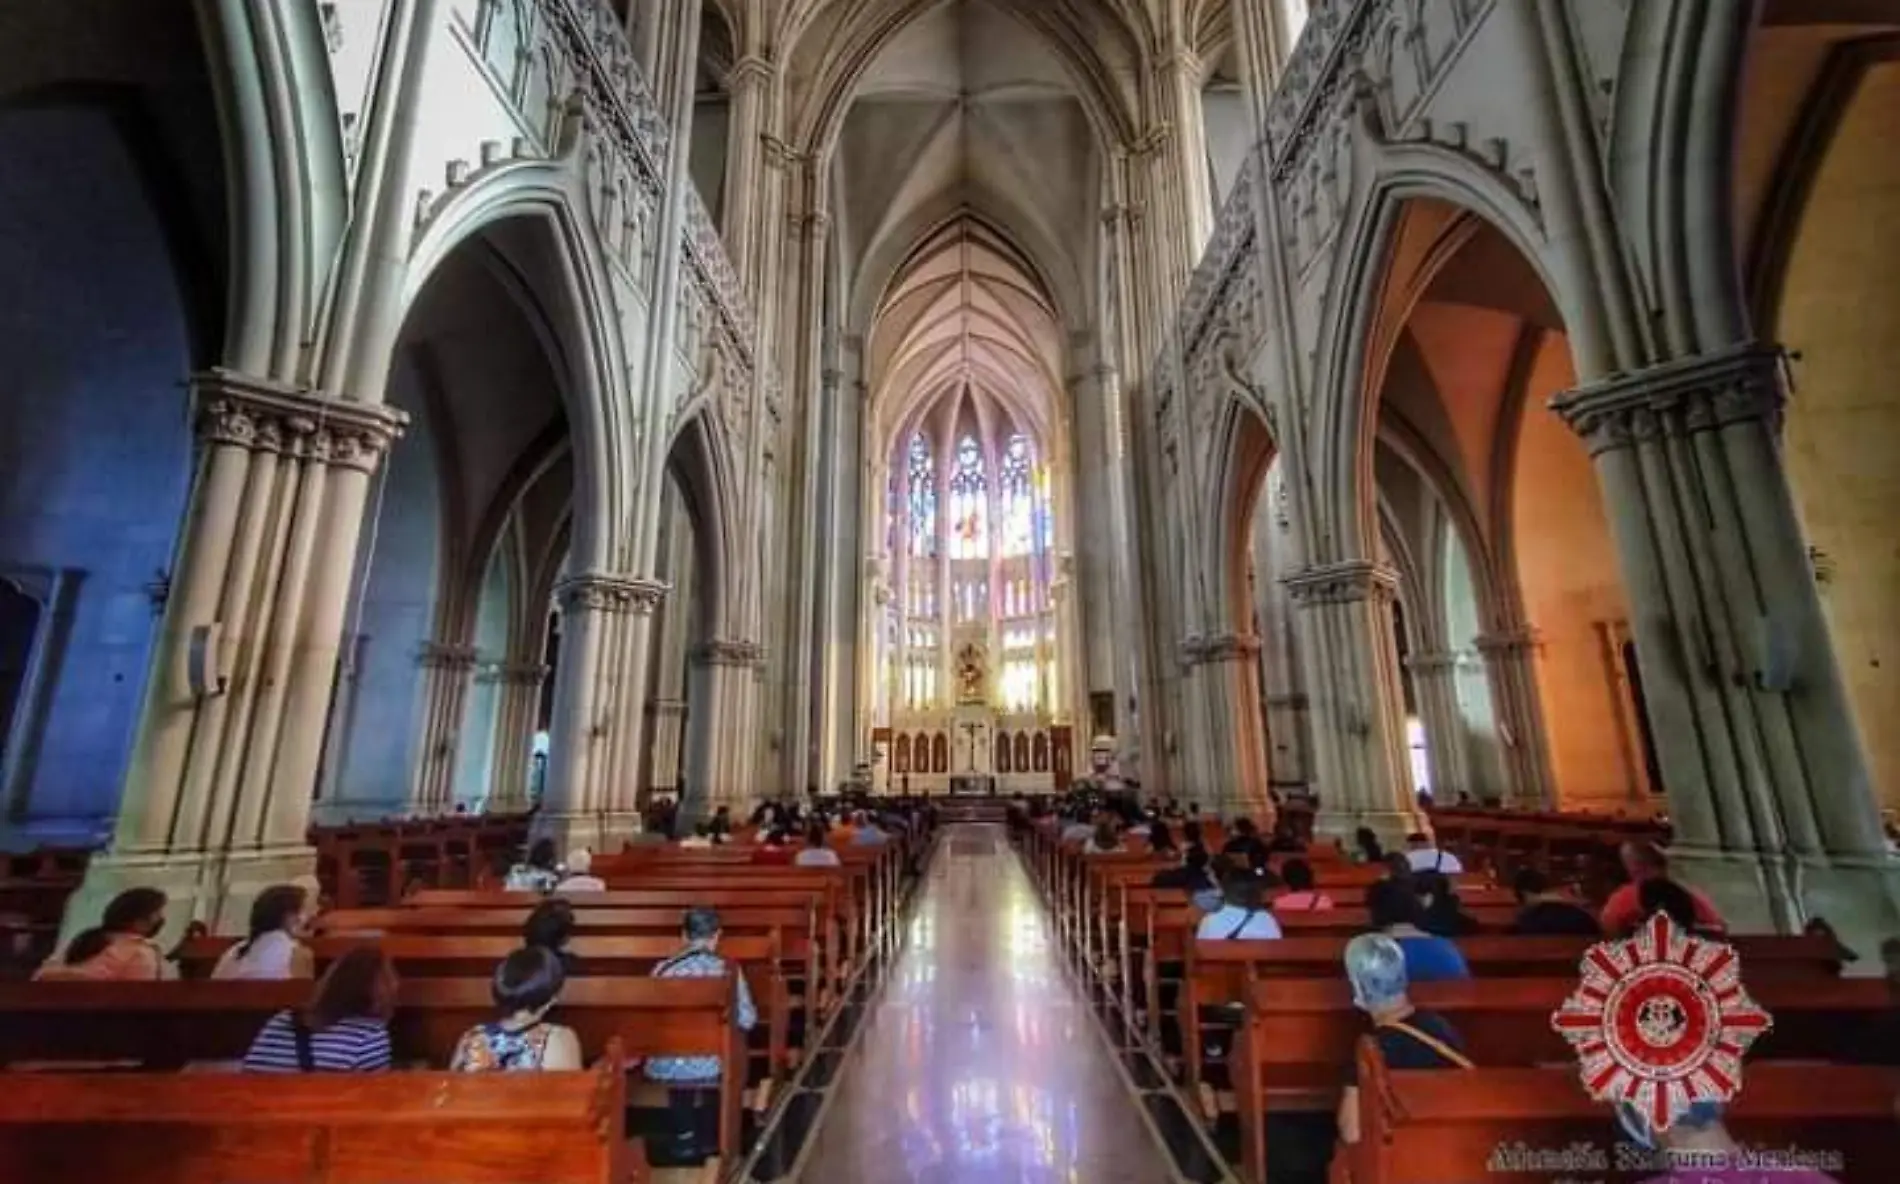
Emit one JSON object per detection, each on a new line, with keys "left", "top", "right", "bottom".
{"left": 797, "top": 824, "right": 1175, "bottom": 1183}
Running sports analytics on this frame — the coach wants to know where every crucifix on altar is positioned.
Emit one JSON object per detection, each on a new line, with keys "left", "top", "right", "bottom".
{"left": 953, "top": 709, "right": 992, "bottom": 775}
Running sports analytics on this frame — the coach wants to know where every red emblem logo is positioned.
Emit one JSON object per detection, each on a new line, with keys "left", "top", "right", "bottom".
{"left": 1551, "top": 912, "right": 1774, "bottom": 1132}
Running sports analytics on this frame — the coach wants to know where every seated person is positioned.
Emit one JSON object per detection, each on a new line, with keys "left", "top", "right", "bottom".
{"left": 1273, "top": 858, "right": 1335, "bottom": 911}
{"left": 1414, "top": 870, "right": 1482, "bottom": 938}
{"left": 505, "top": 839, "right": 561, "bottom": 893}
{"left": 1601, "top": 841, "right": 1726, "bottom": 936}
{"left": 1082, "top": 818, "right": 1125, "bottom": 855}
{"left": 1151, "top": 843, "right": 1219, "bottom": 900}
{"left": 752, "top": 828, "right": 797, "bottom": 865}
{"left": 1220, "top": 817, "right": 1269, "bottom": 865}
{"left": 554, "top": 848, "right": 607, "bottom": 893}
{"left": 523, "top": 898, "right": 580, "bottom": 975}
{"left": 1145, "top": 820, "right": 1176, "bottom": 857}
{"left": 794, "top": 823, "right": 842, "bottom": 867}
{"left": 1508, "top": 867, "right": 1601, "bottom": 936}
{"left": 1365, "top": 877, "right": 1469, "bottom": 982}
{"left": 214, "top": 883, "right": 317, "bottom": 980}
{"left": 1197, "top": 869, "right": 1283, "bottom": 940}
{"left": 850, "top": 810, "right": 890, "bottom": 845}
{"left": 647, "top": 908, "right": 758, "bottom": 1164}
{"left": 1403, "top": 830, "right": 1464, "bottom": 874}
{"left": 35, "top": 887, "right": 175, "bottom": 981}
{"left": 1640, "top": 878, "right": 1728, "bottom": 940}
{"left": 451, "top": 946, "right": 583, "bottom": 1072}
{"left": 243, "top": 946, "right": 396, "bottom": 1072}
{"left": 679, "top": 821, "right": 718, "bottom": 848}
{"left": 1337, "top": 933, "right": 1473, "bottom": 1145}
{"left": 1245, "top": 844, "right": 1284, "bottom": 889}
{"left": 1059, "top": 813, "right": 1096, "bottom": 844}
{"left": 1353, "top": 826, "right": 1386, "bottom": 865}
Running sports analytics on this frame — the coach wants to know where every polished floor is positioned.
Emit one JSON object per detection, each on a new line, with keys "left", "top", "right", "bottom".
{"left": 797, "top": 824, "right": 1177, "bottom": 1183}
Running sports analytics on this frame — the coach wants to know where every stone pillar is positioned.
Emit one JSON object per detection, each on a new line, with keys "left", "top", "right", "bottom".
{"left": 483, "top": 661, "right": 546, "bottom": 814}
{"left": 1156, "top": 45, "right": 1215, "bottom": 267}
{"left": 1404, "top": 651, "right": 1472, "bottom": 802}
{"left": 410, "top": 641, "right": 480, "bottom": 814}
{"left": 539, "top": 574, "right": 665, "bottom": 853}
{"left": 683, "top": 640, "right": 763, "bottom": 825}
{"left": 1050, "top": 558, "right": 1083, "bottom": 725}
{"left": 1282, "top": 562, "right": 1418, "bottom": 843}
{"left": 1553, "top": 344, "right": 1900, "bottom": 938}
{"left": 1180, "top": 633, "right": 1271, "bottom": 820}
{"left": 69, "top": 371, "right": 403, "bottom": 937}
{"left": 1474, "top": 628, "right": 1556, "bottom": 808}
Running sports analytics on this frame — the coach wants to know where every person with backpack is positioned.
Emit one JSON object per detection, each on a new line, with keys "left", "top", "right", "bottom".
{"left": 1195, "top": 868, "right": 1282, "bottom": 940}
{"left": 1335, "top": 933, "right": 1473, "bottom": 1145}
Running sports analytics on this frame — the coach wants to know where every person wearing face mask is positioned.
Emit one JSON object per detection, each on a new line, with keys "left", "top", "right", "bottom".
{"left": 35, "top": 887, "right": 175, "bottom": 981}
{"left": 213, "top": 883, "right": 318, "bottom": 979}
{"left": 1335, "top": 933, "right": 1473, "bottom": 1146}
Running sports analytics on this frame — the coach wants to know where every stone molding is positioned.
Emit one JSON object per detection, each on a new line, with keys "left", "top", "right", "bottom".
{"left": 1551, "top": 345, "right": 1785, "bottom": 457}
{"left": 415, "top": 642, "right": 481, "bottom": 672}
{"left": 1281, "top": 561, "right": 1399, "bottom": 606}
{"left": 193, "top": 369, "right": 406, "bottom": 473}
{"left": 554, "top": 574, "right": 669, "bottom": 615}
{"left": 482, "top": 662, "right": 549, "bottom": 687}
{"left": 1180, "top": 632, "right": 1263, "bottom": 667}
{"left": 645, "top": 698, "right": 687, "bottom": 717}
{"left": 692, "top": 639, "right": 766, "bottom": 668}
{"left": 1403, "top": 651, "right": 1462, "bottom": 673}
{"left": 1475, "top": 629, "right": 1542, "bottom": 657}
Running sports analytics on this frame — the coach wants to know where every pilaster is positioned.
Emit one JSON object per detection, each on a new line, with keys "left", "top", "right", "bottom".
{"left": 1281, "top": 561, "right": 1418, "bottom": 843}
{"left": 73, "top": 370, "right": 404, "bottom": 940}
{"left": 1403, "top": 651, "right": 1472, "bottom": 802}
{"left": 1553, "top": 343, "right": 1900, "bottom": 941}
{"left": 483, "top": 660, "right": 548, "bottom": 814}
{"left": 684, "top": 639, "right": 766, "bottom": 824}
{"left": 539, "top": 573, "right": 667, "bottom": 854}
{"left": 410, "top": 641, "right": 481, "bottom": 814}
{"left": 1473, "top": 628, "right": 1556, "bottom": 807}
{"left": 1179, "top": 632, "right": 1270, "bottom": 819}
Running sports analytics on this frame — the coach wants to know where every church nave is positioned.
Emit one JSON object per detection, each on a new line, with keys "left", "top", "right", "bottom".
{"left": 792, "top": 824, "right": 1183, "bottom": 1184}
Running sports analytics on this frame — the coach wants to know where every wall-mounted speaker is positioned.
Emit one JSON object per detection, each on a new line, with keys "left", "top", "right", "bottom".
{"left": 186, "top": 622, "right": 226, "bottom": 698}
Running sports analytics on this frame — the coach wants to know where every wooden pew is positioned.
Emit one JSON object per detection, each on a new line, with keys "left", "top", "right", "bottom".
{"left": 0, "top": 1044, "right": 639, "bottom": 1183}
{"left": 0, "top": 975, "right": 749, "bottom": 1166}
{"left": 1349, "top": 1049, "right": 1895, "bottom": 1184}
{"left": 1179, "top": 932, "right": 1844, "bottom": 1095}
{"left": 1230, "top": 976, "right": 1896, "bottom": 1184}
{"left": 171, "top": 932, "right": 792, "bottom": 1075}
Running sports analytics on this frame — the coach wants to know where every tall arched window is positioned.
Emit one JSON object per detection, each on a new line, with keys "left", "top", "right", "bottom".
{"left": 949, "top": 435, "right": 988, "bottom": 559}
{"left": 907, "top": 433, "right": 936, "bottom": 558}
{"left": 1000, "top": 433, "right": 1033, "bottom": 557}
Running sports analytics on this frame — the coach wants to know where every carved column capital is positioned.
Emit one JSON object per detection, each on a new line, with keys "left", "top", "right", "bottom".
{"left": 485, "top": 661, "right": 550, "bottom": 687}
{"left": 692, "top": 638, "right": 766, "bottom": 667}
{"left": 416, "top": 641, "right": 481, "bottom": 672}
{"left": 1475, "top": 628, "right": 1543, "bottom": 657}
{"left": 1402, "top": 651, "right": 1462, "bottom": 674}
{"left": 555, "top": 573, "right": 670, "bottom": 615}
{"left": 1281, "top": 561, "right": 1399, "bottom": 606}
{"left": 1179, "top": 632, "right": 1263, "bottom": 667}
{"left": 192, "top": 368, "right": 407, "bottom": 473}
{"left": 1551, "top": 344, "right": 1785, "bottom": 457}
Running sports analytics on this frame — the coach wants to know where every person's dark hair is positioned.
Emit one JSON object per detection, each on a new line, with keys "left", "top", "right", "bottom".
{"left": 1366, "top": 877, "right": 1424, "bottom": 931}
{"left": 684, "top": 907, "right": 722, "bottom": 943}
{"left": 1405, "top": 831, "right": 1430, "bottom": 847}
{"left": 1512, "top": 867, "right": 1552, "bottom": 901}
{"left": 1638, "top": 878, "right": 1703, "bottom": 932}
{"left": 493, "top": 945, "right": 566, "bottom": 1014}
{"left": 1183, "top": 844, "right": 1211, "bottom": 874}
{"left": 523, "top": 898, "right": 576, "bottom": 953}
{"left": 1221, "top": 869, "right": 1266, "bottom": 911}
{"left": 60, "top": 928, "right": 113, "bottom": 966}
{"left": 1232, "top": 817, "right": 1257, "bottom": 838}
{"left": 766, "top": 827, "right": 790, "bottom": 846}
{"left": 1382, "top": 852, "right": 1414, "bottom": 882}
{"left": 1148, "top": 820, "right": 1176, "bottom": 854}
{"left": 102, "top": 888, "right": 167, "bottom": 936}
{"left": 1282, "top": 858, "right": 1315, "bottom": 893}
{"left": 240, "top": 884, "right": 309, "bottom": 957}
{"left": 1182, "top": 820, "right": 1204, "bottom": 848}
{"left": 305, "top": 946, "right": 397, "bottom": 1030}
{"left": 527, "top": 839, "right": 557, "bottom": 871}
{"left": 805, "top": 823, "right": 828, "bottom": 848}
{"left": 1354, "top": 827, "right": 1384, "bottom": 862}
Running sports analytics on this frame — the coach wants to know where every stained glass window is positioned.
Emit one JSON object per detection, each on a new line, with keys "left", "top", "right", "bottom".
{"left": 1000, "top": 434, "right": 1034, "bottom": 557}
{"left": 949, "top": 436, "right": 988, "bottom": 559}
{"left": 907, "top": 434, "right": 936, "bottom": 558}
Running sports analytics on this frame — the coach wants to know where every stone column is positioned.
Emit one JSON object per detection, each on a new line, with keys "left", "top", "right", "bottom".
{"left": 683, "top": 640, "right": 763, "bottom": 825}
{"left": 1050, "top": 558, "right": 1083, "bottom": 725}
{"left": 1553, "top": 344, "right": 1900, "bottom": 938}
{"left": 1180, "top": 633, "right": 1271, "bottom": 820}
{"left": 1474, "top": 628, "right": 1556, "bottom": 808}
{"left": 70, "top": 371, "right": 403, "bottom": 937}
{"left": 539, "top": 574, "right": 665, "bottom": 853}
{"left": 1156, "top": 44, "right": 1215, "bottom": 267}
{"left": 1404, "top": 651, "right": 1472, "bottom": 802}
{"left": 410, "top": 641, "right": 480, "bottom": 814}
{"left": 1282, "top": 562, "right": 1419, "bottom": 843}
{"left": 483, "top": 661, "right": 547, "bottom": 814}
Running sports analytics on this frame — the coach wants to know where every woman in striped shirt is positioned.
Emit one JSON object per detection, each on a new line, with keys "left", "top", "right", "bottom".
{"left": 242, "top": 946, "right": 397, "bottom": 1073}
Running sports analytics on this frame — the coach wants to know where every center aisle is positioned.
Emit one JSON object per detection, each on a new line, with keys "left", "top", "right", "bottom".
{"left": 795, "top": 823, "right": 1176, "bottom": 1183}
